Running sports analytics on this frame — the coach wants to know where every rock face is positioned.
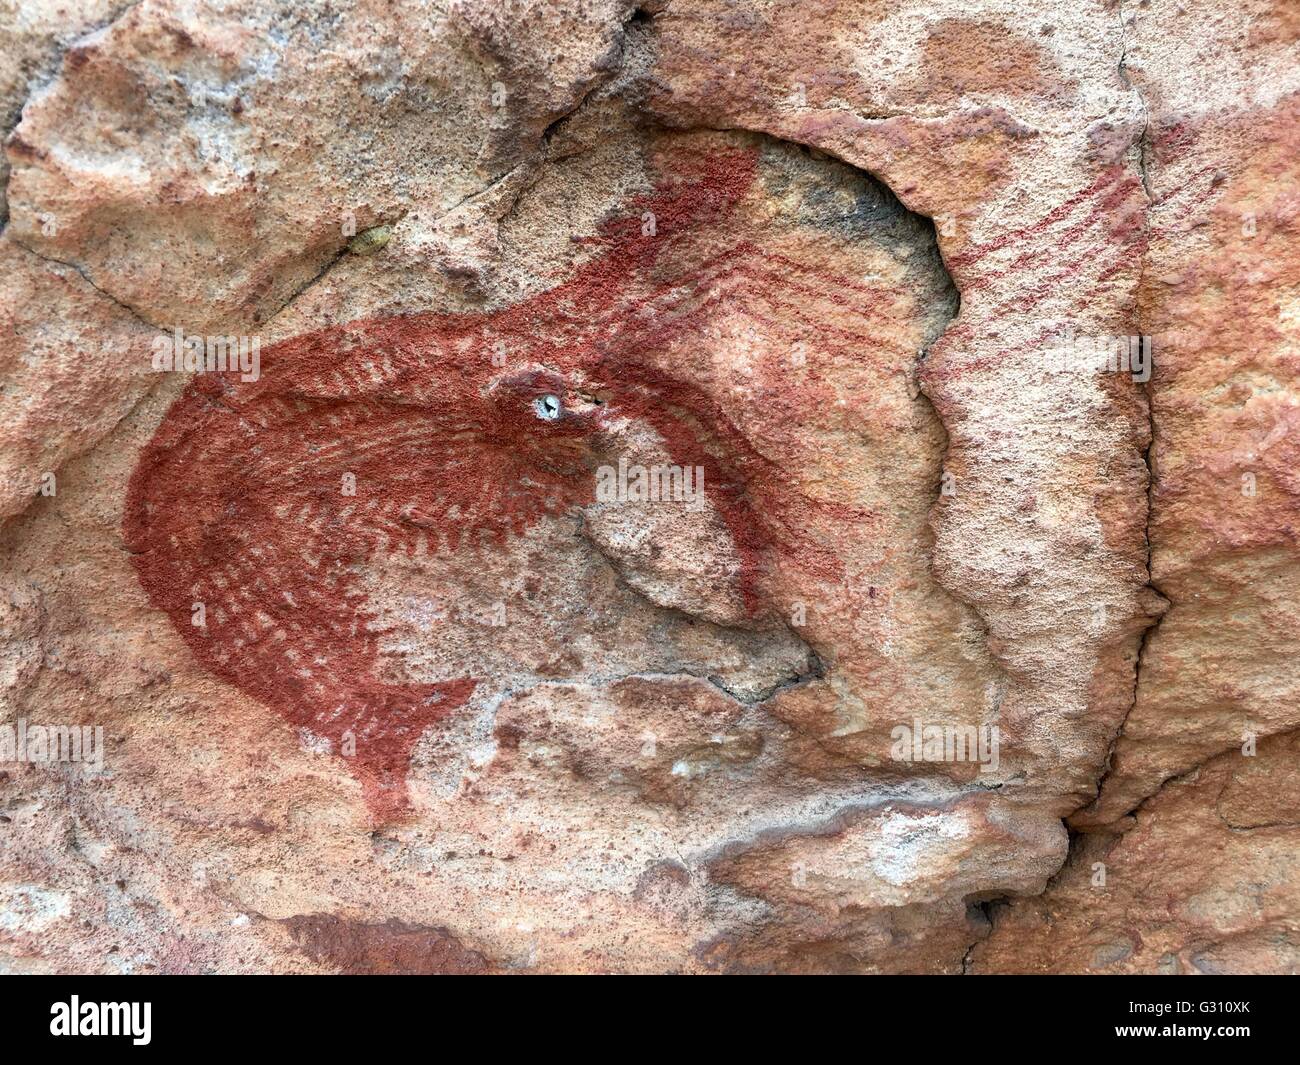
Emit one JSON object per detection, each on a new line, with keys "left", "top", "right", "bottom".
{"left": 0, "top": 0, "right": 1295, "bottom": 974}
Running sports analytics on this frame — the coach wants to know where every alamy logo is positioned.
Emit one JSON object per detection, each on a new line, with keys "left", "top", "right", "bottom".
{"left": 1044, "top": 331, "right": 1152, "bottom": 382}
{"left": 50, "top": 997, "right": 151, "bottom": 1045}
{"left": 889, "top": 720, "right": 1000, "bottom": 774}
{"left": 152, "top": 326, "right": 261, "bottom": 382}
{"left": 0, "top": 719, "right": 103, "bottom": 772}
{"left": 595, "top": 457, "right": 705, "bottom": 510}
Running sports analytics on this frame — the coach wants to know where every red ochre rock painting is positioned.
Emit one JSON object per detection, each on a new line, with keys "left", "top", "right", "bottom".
{"left": 124, "top": 135, "right": 953, "bottom": 822}
{"left": 280, "top": 914, "right": 495, "bottom": 975}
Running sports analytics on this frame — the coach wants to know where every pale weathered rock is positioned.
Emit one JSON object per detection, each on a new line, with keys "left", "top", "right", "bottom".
{"left": 0, "top": 0, "right": 129, "bottom": 223}
{"left": 973, "top": 731, "right": 1300, "bottom": 974}
{"left": 1, "top": 0, "right": 1296, "bottom": 974}
{"left": 1073, "top": 0, "right": 1300, "bottom": 829}
{"left": 0, "top": 239, "right": 158, "bottom": 519}
{"left": 975, "top": 0, "right": 1300, "bottom": 974}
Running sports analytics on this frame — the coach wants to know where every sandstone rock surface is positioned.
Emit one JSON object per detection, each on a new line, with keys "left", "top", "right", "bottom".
{"left": 0, "top": 0, "right": 1296, "bottom": 974}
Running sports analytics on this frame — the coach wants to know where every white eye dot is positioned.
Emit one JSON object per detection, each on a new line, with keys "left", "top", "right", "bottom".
{"left": 533, "top": 394, "right": 562, "bottom": 421}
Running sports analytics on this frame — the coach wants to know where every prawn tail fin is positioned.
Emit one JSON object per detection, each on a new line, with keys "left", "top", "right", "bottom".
{"left": 334, "top": 678, "right": 478, "bottom": 825}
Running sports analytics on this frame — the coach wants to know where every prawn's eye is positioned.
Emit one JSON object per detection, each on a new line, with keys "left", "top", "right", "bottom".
{"left": 533, "top": 394, "right": 562, "bottom": 421}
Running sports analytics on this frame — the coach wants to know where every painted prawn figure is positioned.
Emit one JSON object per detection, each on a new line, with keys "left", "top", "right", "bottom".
{"left": 125, "top": 144, "right": 838, "bottom": 822}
